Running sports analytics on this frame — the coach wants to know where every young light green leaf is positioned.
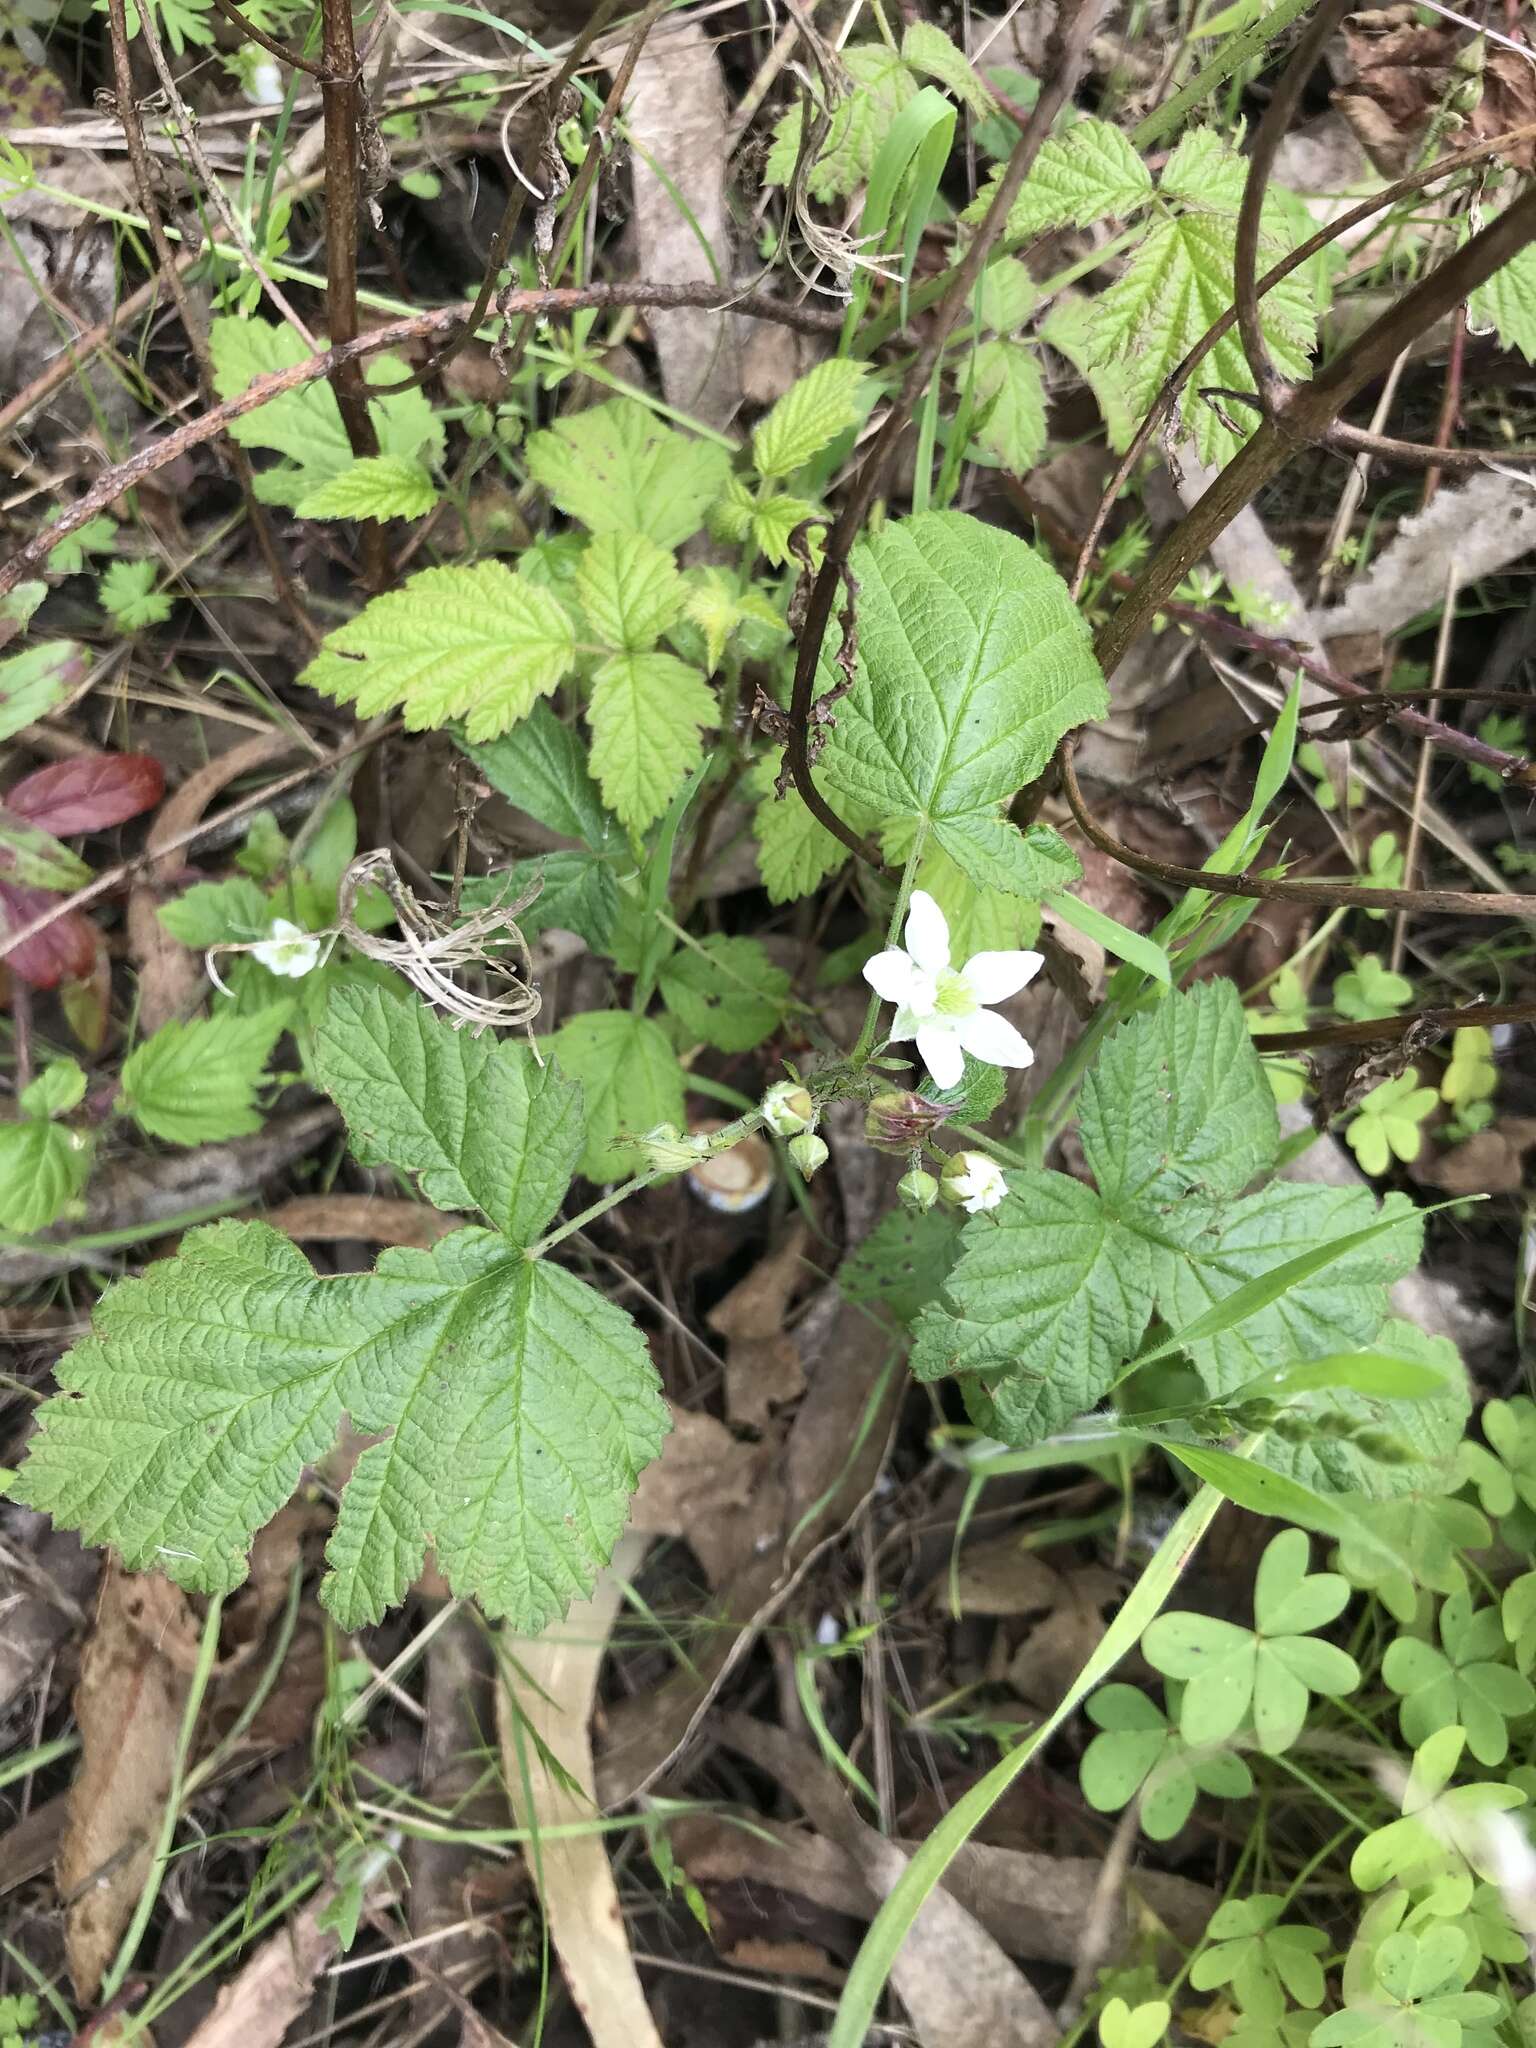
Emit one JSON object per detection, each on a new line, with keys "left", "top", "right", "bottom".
{"left": 968, "top": 339, "right": 1047, "bottom": 472}
{"left": 681, "top": 570, "right": 787, "bottom": 673}
{"left": 750, "top": 761, "right": 854, "bottom": 903}
{"left": 294, "top": 454, "right": 440, "bottom": 522}
{"left": 900, "top": 18, "right": 996, "bottom": 116}
{"left": 300, "top": 562, "right": 576, "bottom": 741}
{"left": 21, "top": 1058, "right": 87, "bottom": 1119}
{"left": 0, "top": 641, "right": 88, "bottom": 746}
{"left": 658, "top": 935, "right": 789, "bottom": 1052}
{"left": 525, "top": 398, "right": 730, "bottom": 549}
{"left": 0, "top": 1117, "right": 92, "bottom": 1234}
{"left": 11, "top": 1219, "right": 668, "bottom": 1631}
{"left": 1040, "top": 293, "right": 1137, "bottom": 452}
{"left": 749, "top": 493, "right": 824, "bottom": 568}
{"left": 752, "top": 359, "right": 870, "bottom": 479}
{"left": 99, "top": 559, "right": 172, "bottom": 632}
{"left": 1469, "top": 241, "right": 1536, "bottom": 360}
{"left": 313, "top": 987, "right": 585, "bottom": 1244}
{"left": 764, "top": 43, "right": 918, "bottom": 201}
{"left": 586, "top": 652, "right": 717, "bottom": 834}
{"left": 0, "top": 814, "right": 91, "bottom": 891}
{"left": 118, "top": 1005, "right": 289, "bottom": 1144}
{"left": 963, "top": 116, "right": 1153, "bottom": 237}
{"left": 574, "top": 531, "right": 686, "bottom": 652}
{"left": 158, "top": 874, "right": 274, "bottom": 949}
{"left": 462, "top": 702, "right": 615, "bottom": 851}
{"left": 552, "top": 1010, "right": 687, "bottom": 1182}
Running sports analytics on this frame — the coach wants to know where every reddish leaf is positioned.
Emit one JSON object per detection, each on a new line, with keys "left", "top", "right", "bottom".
{"left": 7, "top": 753, "right": 165, "bottom": 836}
{"left": 0, "top": 878, "right": 98, "bottom": 990}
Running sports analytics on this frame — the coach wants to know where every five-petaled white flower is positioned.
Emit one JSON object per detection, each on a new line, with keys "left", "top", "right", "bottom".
{"left": 862, "top": 890, "right": 1040, "bottom": 1091}
{"left": 941, "top": 1150, "right": 1009, "bottom": 1214}
{"left": 251, "top": 917, "right": 322, "bottom": 979}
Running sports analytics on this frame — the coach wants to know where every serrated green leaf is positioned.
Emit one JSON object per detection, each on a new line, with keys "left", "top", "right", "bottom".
{"left": 752, "top": 493, "right": 823, "bottom": 568}
{"left": 1470, "top": 240, "right": 1536, "bottom": 360}
{"left": 900, "top": 18, "right": 996, "bottom": 116}
{"left": 840, "top": 1207, "right": 961, "bottom": 1326}
{"left": 1079, "top": 979, "right": 1278, "bottom": 1209}
{"left": 574, "top": 531, "right": 686, "bottom": 652}
{"left": 765, "top": 44, "right": 918, "bottom": 201}
{"left": 158, "top": 875, "right": 275, "bottom": 949}
{"left": 0, "top": 1117, "right": 92, "bottom": 1234}
{"left": 295, "top": 454, "right": 440, "bottom": 521}
{"left": 968, "top": 339, "right": 1047, "bottom": 472}
{"left": 209, "top": 316, "right": 442, "bottom": 510}
{"left": 753, "top": 359, "right": 870, "bottom": 479}
{"left": 964, "top": 115, "right": 1153, "bottom": 238}
{"left": 21, "top": 1058, "right": 87, "bottom": 1119}
{"left": 658, "top": 935, "right": 789, "bottom": 1052}
{"left": 462, "top": 702, "right": 615, "bottom": 851}
{"left": 750, "top": 759, "right": 852, "bottom": 903}
{"left": 11, "top": 1219, "right": 667, "bottom": 1630}
{"left": 924, "top": 1052, "right": 1007, "bottom": 1125}
{"left": 119, "top": 1005, "right": 289, "bottom": 1144}
{"left": 1159, "top": 125, "right": 1249, "bottom": 210}
{"left": 1040, "top": 292, "right": 1137, "bottom": 452}
{"left": 814, "top": 512, "right": 1107, "bottom": 858}
{"left": 313, "top": 988, "right": 584, "bottom": 1242}
{"left": 525, "top": 399, "right": 730, "bottom": 548}
{"left": 932, "top": 814, "right": 1083, "bottom": 900}
{"left": 586, "top": 652, "right": 717, "bottom": 834}
{"left": 977, "top": 257, "right": 1037, "bottom": 335}
{"left": 552, "top": 1010, "right": 686, "bottom": 1182}
{"left": 300, "top": 562, "right": 576, "bottom": 742}
{"left": 458, "top": 853, "right": 621, "bottom": 955}
{"left": 0, "top": 641, "right": 87, "bottom": 745}
{"left": 681, "top": 570, "right": 787, "bottom": 673}
{"left": 99, "top": 558, "right": 172, "bottom": 632}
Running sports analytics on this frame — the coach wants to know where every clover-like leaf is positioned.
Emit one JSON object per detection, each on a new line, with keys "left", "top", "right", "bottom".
{"left": 1384, "top": 1588, "right": 1536, "bottom": 1765}
{"left": 1190, "top": 1894, "right": 1328, "bottom": 2020}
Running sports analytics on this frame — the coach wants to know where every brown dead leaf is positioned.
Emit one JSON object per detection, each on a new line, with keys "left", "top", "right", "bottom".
{"left": 181, "top": 1883, "right": 379, "bottom": 2048}
{"left": 499, "top": 1533, "right": 663, "bottom": 2048}
{"left": 727, "top": 1935, "right": 844, "bottom": 1985}
{"left": 706, "top": 1226, "right": 809, "bottom": 1429}
{"left": 1006, "top": 1565, "right": 1121, "bottom": 1714}
{"left": 263, "top": 1195, "right": 464, "bottom": 1248}
{"left": 60, "top": 1565, "right": 198, "bottom": 2002}
{"left": 1413, "top": 1119, "right": 1536, "bottom": 1197}
{"left": 944, "top": 1537, "right": 1062, "bottom": 1618}
{"left": 629, "top": 1407, "right": 781, "bottom": 1589}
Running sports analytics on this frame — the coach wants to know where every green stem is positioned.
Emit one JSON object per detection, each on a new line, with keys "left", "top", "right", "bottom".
{"left": 851, "top": 824, "right": 928, "bottom": 1068}
{"left": 523, "top": 1107, "right": 767, "bottom": 1259}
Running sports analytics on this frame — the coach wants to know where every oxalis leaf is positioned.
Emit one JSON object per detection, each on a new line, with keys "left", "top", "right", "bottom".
{"left": 11, "top": 989, "right": 669, "bottom": 1631}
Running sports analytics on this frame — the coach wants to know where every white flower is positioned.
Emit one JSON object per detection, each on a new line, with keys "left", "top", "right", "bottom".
{"left": 941, "top": 1150, "right": 1009, "bottom": 1214}
{"left": 251, "top": 917, "right": 322, "bottom": 979}
{"left": 862, "top": 890, "right": 1041, "bottom": 1091}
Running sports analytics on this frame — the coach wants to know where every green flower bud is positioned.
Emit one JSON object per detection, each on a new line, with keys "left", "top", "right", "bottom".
{"left": 761, "top": 1081, "right": 815, "bottom": 1137}
{"left": 639, "top": 1122, "right": 711, "bottom": 1174}
{"left": 897, "top": 1168, "right": 939, "bottom": 1212}
{"left": 864, "top": 1090, "right": 950, "bottom": 1153}
{"left": 788, "top": 1132, "right": 829, "bottom": 1179}
{"left": 1352, "top": 1429, "right": 1415, "bottom": 1467}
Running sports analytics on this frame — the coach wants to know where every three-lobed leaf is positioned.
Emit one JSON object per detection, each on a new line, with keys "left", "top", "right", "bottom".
{"left": 552, "top": 1009, "right": 687, "bottom": 1182}
{"left": 752, "top": 359, "right": 870, "bottom": 479}
{"left": 118, "top": 1005, "right": 290, "bottom": 1144}
{"left": 525, "top": 398, "right": 730, "bottom": 549}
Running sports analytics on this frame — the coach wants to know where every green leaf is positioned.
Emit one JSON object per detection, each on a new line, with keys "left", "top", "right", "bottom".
{"left": 294, "top": 454, "right": 441, "bottom": 521}
{"left": 932, "top": 816, "right": 1081, "bottom": 902}
{"left": 0, "top": 641, "right": 87, "bottom": 745}
{"left": 0, "top": 1117, "right": 92, "bottom": 1234}
{"left": 313, "top": 988, "right": 584, "bottom": 1242}
{"left": 525, "top": 399, "right": 730, "bottom": 549}
{"left": 765, "top": 43, "right": 918, "bottom": 202}
{"left": 749, "top": 493, "right": 823, "bottom": 568}
{"left": 21, "top": 1058, "right": 87, "bottom": 1118}
{"left": 11, "top": 1219, "right": 668, "bottom": 1630}
{"left": 586, "top": 652, "right": 717, "bottom": 835}
{"left": 300, "top": 563, "right": 576, "bottom": 742}
{"left": 1045, "top": 889, "right": 1172, "bottom": 984}
{"left": 681, "top": 569, "right": 787, "bottom": 673}
{"left": 0, "top": 814, "right": 91, "bottom": 891}
{"left": 552, "top": 1010, "right": 687, "bottom": 1182}
{"left": 750, "top": 760, "right": 853, "bottom": 903}
{"left": 99, "top": 558, "right": 172, "bottom": 632}
{"left": 209, "top": 316, "right": 442, "bottom": 510}
{"left": 967, "top": 339, "right": 1047, "bottom": 472}
{"left": 118, "top": 1005, "right": 289, "bottom": 1144}
{"left": 813, "top": 512, "right": 1107, "bottom": 862}
{"left": 752, "top": 360, "right": 871, "bottom": 479}
{"left": 658, "top": 935, "right": 790, "bottom": 1052}
{"left": 1469, "top": 240, "right": 1536, "bottom": 359}
{"left": 900, "top": 18, "right": 996, "bottom": 116}
{"left": 840, "top": 1207, "right": 961, "bottom": 1326}
{"left": 462, "top": 703, "right": 615, "bottom": 852}
{"left": 1345, "top": 1066, "right": 1438, "bottom": 1175}
{"left": 1080, "top": 979, "right": 1278, "bottom": 1209}
{"left": 964, "top": 116, "right": 1153, "bottom": 237}
{"left": 1041, "top": 292, "right": 1138, "bottom": 452}
{"left": 458, "top": 853, "right": 620, "bottom": 955}
{"left": 574, "top": 531, "right": 686, "bottom": 652}
{"left": 158, "top": 874, "right": 275, "bottom": 949}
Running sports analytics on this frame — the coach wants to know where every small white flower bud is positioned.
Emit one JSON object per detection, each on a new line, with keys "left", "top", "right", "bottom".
{"left": 761, "top": 1080, "right": 814, "bottom": 1136}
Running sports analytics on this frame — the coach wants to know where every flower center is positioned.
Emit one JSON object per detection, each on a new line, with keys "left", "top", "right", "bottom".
{"left": 931, "top": 969, "right": 977, "bottom": 1019}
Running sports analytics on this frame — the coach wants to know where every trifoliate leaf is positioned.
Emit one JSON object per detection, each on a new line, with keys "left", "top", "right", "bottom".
{"left": 118, "top": 1005, "right": 289, "bottom": 1144}
{"left": 295, "top": 454, "right": 440, "bottom": 521}
{"left": 1079, "top": 978, "right": 1278, "bottom": 1209}
{"left": 525, "top": 399, "right": 730, "bottom": 548}
{"left": 764, "top": 44, "right": 917, "bottom": 202}
{"left": 812, "top": 512, "right": 1107, "bottom": 861}
{"left": 586, "top": 652, "right": 717, "bottom": 834}
{"left": 313, "top": 988, "right": 584, "bottom": 1242}
{"left": 99, "top": 558, "right": 172, "bottom": 631}
{"left": 574, "top": 532, "right": 686, "bottom": 652}
{"left": 658, "top": 935, "right": 790, "bottom": 1052}
{"left": 11, "top": 1219, "right": 668, "bottom": 1630}
{"left": 158, "top": 875, "right": 277, "bottom": 949}
{"left": 209, "top": 316, "right": 443, "bottom": 510}
{"left": 300, "top": 562, "right": 576, "bottom": 742}
{"left": 1442, "top": 1027, "right": 1498, "bottom": 1107}
{"left": 462, "top": 701, "right": 615, "bottom": 851}
{"left": 1470, "top": 241, "right": 1536, "bottom": 360}
{"left": 750, "top": 760, "right": 852, "bottom": 903}
{"left": 752, "top": 359, "right": 870, "bottom": 479}
{"left": 963, "top": 115, "right": 1153, "bottom": 237}
{"left": 968, "top": 338, "right": 1047, "bottom": 471}
{"left": 1345, "top": 1068, "right": 1438, "bottom": 1175}
{"left": 0, "top": 1117, "right": 92, "bottom": 1233}
{"left": 900, "top": 19, "right": 996, "bottom": 115}
{"left": 552, "top": 1010, "right": 687, "bottom": 1181}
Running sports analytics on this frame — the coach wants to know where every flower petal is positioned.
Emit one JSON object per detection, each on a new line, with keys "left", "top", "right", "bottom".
{"left": 957, "top": 1008, "right": 1035, "bottom": 1070}
{"left": 961, "top": 948, "right": 1044, "bottom": 1005}
{"left": 863, "top": 948, "right": 919, "bottom": 1004}
{"left": 903, "top": 890, "right": 951, "bottom": 974}
{"left": 917, "top": 1024, "right": 965, "bottom": 1090}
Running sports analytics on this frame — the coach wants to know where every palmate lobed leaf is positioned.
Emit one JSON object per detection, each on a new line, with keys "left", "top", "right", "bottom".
{"left": 525, "top": 398, "right": 730, "bottom": 549}
{"left": 11, "top": 1222, "right": 668, "bottom": 1631}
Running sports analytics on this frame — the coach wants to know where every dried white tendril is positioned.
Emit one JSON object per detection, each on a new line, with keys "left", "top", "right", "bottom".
{"left": 338, "top": 850, "right": 545, "bottom": 1044}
